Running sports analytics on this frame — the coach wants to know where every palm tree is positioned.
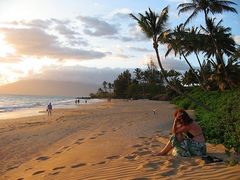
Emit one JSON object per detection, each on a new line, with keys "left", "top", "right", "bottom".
{"left": 130, "top": 7, "right": 211, "bottom": 111}
{"left": 182, "top": 69, "right": 199, "bottom": 87}
{"left": 201, "top": 19, "right": 236, "bottom": 62}
{"left": 201, "top": 18, "right": 237, "bottom": 90}
{"left": 165, "top": 24, "right": 206, "bottom": 90}
{"left": 178, "top": 0, "right": 237, "bottom": 26}
{"left": 178, "top": 0, "right": 238, "bottom": 89}
{"left": 133, "top": 68, "right": 143, "bottom": 84}
{"left": 187, "top": 26, "right": 208, "bottom": 87}
{"left": 130, "top": 7, "right": 169, "bottom": 81}
{"left": 102, "top": 81, "right": 108, "bottom": 92}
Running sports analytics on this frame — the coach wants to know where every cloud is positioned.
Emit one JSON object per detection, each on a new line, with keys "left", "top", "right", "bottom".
{"left": 108, "top": 8, "right": 132, "bottom": 20}
{"left": 127, "top": 46, "right": 152, "bottom": 52}
{"left": 14, "top": 19, "right": 88, "bottom": 47}
{"left": 0, "top": 55, "right": 20, "bottom": 63}
{"left": 19, "top": 19, "right": 53, "bottom": 29}
{"left": 115, "top": 54, "right": 132, "bottom": 59}
{"left": 234, "top": 35, "right": 240, "bottom": 45}
{"left": 78, "top": 16, "right": 118, "bottom": 36}
{"left": 29, "top": 65, "right": 125, "bottom": 85}
{"left": 142, "top": 54, "right": 189, "bottom": 72}
{"left": 120, "top": 23, "right": 148, "bottom": 42}
{"left": 54, "top": 24, "right": 88, "bottom": 46}
{"left": 0, "top": 27, "right": 106, "bottom": 60}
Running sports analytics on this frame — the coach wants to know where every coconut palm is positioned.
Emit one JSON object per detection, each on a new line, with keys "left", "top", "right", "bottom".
{"left": 165, "top": 24, "right": 206, "bottom": 90}
{"left": 130, "top": 7, "right": 211, "bottom": 111}
{"left": 130, "top": 7, "right": 169, "bottom": 81}
{"left": 178, "top": 0, "right": 238, "bottom": 89}
{"left": 182, "top": 69, "right": 199, "bottom": 87}
{"left": 133, "top": 68, "right": 143, "bottom": 84}
{"left": 178, "top": 0, "right": 237, "bottom": 26}
{"left": 201, "top": 18, "right": 236, "bottom": 62}
{"left": 187, "top": 27, "right": 209, "bottom": 86}
{"left": 201, "top": 18, "right": 237, "bottom": 90}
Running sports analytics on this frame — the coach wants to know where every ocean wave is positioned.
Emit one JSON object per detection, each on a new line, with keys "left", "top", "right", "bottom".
{"left": 0, "top": 95, "right": 103, "bottom": 113}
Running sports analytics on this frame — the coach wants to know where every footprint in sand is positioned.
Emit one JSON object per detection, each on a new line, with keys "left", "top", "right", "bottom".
{"left": 74, "top": 138, "right": 85, "bottom": 145}
{"left": 36, "top": 156, "right": 49, "bottom": 161}
{"left": 144, "top": 142, "right": 150, "bottom": 146}
{"left": 92, "top": 161, "right": 107, "bottom": 166}
{"left": 49, "top": 171, "right": 60, "bottom": 175}
{"left": 138, "top": 136, "right": 148, "bottom": 139}
{"left": 71, "top": 163, "right": 87, "bottom": 168}
{"left": 132, "top": 144, "right": 143, "bottom": 148}
{"left": 25, "top": 167, "right": 32, "bottom": 171}
{"left": 52, "top": 166, "right": 65, "bottom": 171}
{"left": 137, "top": 161, "right": 162, "bottom": 171}
{"left": 61, "top": 146, "right": 70, "bottom": 149}
{"left": 17, "top": 178, "right": 24, "bottom": 180}
{"left": 90, "top": 137, "right": 97, "bottom": 140}
{"left": 106, "top": 155, "right": 121, "bottom": 160}
{"left": 124, "top": 154, "right": 138, "bottom": 161}
{"left": 32, "top": 170, "right": 45, "bottom": 175}
{"left": 74, "top": 141, "right": 84, "bottom": 145}
{"left": 97, "top": 133, "right": 105, "bottom": 136}
{"left": 97, "top": 161, "right": 106, "bottom": 165}
{"left": 7, "top": 165, "right": 19, "bottom": 171}
{"left": 132, "top": 177, "right": 150, "bottom": 180}
{"left": 151, "top": 144, "right": 161, "bottom": 148}
{"left": 60, "top": 146, "right": 71, "bottom": 151}
{"left": 53, "top": 146, "right": 71, "bottom": 155}
{"left": 54, "top": 151, "right": 62, "bottom": 155}
{"left": 132, "top": 150, "right": 152, "bottom": 156}
{"left": 160, "top": 169, "right": 176, "bottom": 176}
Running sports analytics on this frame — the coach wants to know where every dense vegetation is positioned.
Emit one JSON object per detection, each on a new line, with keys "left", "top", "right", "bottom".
{"left": 90, "top": 61, "right": 184, "bottom": 100}
{"left": 90, "top": 0, "right": 240, "bottom": 153}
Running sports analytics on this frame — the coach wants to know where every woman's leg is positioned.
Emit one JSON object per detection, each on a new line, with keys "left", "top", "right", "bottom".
{"left": 156, "top": 140, "right": 173, "bottom": 156}
{"left": 156, "top": 133, "right": 184, "bottom": 156}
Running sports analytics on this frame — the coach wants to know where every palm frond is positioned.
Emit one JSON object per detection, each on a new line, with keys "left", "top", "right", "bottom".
{"left": 184, "top": 8, "right": 200, "bottom": 26}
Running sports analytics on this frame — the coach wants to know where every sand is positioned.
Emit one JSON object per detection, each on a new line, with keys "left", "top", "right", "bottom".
{"left": 0, "top": 100, "right": 239, "bottom": 180}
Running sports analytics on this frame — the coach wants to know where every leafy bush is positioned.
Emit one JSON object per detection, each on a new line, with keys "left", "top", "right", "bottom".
{"left": 172, "top": 88, "right": 240, "bottom": 153}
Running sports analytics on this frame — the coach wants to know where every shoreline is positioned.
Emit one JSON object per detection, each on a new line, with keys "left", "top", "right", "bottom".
{"left": 0, "top": 99, "right": 105, "bottom": 120}
{"left": 1, "top": 100, "right": 239, "bottom": 179}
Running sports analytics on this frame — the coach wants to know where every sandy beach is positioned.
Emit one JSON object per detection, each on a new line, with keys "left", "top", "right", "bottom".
{"left": 0, "top": 100, "right": 239, "bottom": 180}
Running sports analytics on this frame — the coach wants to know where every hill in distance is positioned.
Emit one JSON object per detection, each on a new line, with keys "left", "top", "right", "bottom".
{"left": 0, "top": 79, "right": 98, "bottom": 97}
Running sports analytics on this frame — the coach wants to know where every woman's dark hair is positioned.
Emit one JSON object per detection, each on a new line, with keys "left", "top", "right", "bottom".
{"left": 174, "top": 109, "right": 193, "bottom": 125}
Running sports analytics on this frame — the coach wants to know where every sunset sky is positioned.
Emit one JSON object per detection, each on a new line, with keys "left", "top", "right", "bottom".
{"left": 0, "top": 0, "right": 239, "bottom": 86}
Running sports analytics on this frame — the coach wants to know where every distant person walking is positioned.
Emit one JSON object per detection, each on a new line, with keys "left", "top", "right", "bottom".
{"left": 47, "top": 102, "right": 52, "bottom": 116}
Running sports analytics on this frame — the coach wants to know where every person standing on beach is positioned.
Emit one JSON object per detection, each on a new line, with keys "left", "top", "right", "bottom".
{"left": 47, "top": 102, "right": 52, "bottom": 116}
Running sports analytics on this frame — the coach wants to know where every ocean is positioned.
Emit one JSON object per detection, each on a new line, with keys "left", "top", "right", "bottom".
{"left": 0, "top": 94, "right": 103, "bottom": 119}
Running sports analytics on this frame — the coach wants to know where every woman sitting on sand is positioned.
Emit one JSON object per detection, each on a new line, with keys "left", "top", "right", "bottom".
{"left": 157, "top": 109, "right": 206, "bottom": 157}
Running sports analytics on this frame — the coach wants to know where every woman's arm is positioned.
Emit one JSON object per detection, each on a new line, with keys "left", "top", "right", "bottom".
{"left": 172, "top": 118, "right": 179, "bottom": 134}
{"left": 172, "top": 118, "right": 189, "bottom": 134}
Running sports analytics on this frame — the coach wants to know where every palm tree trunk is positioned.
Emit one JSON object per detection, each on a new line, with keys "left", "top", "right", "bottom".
{"left": 181, "top": 52, "right": 206, "bottom": 91}
{"left": 153, "top": 44, "right": 212, "bottom": 111}
{"left": 194, "top": 51, "right": 207, "bottom": 88}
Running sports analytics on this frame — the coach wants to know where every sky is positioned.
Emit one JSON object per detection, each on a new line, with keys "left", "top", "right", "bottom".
{"left": 0, "top": 0, "right": 239, "bottom": 86}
